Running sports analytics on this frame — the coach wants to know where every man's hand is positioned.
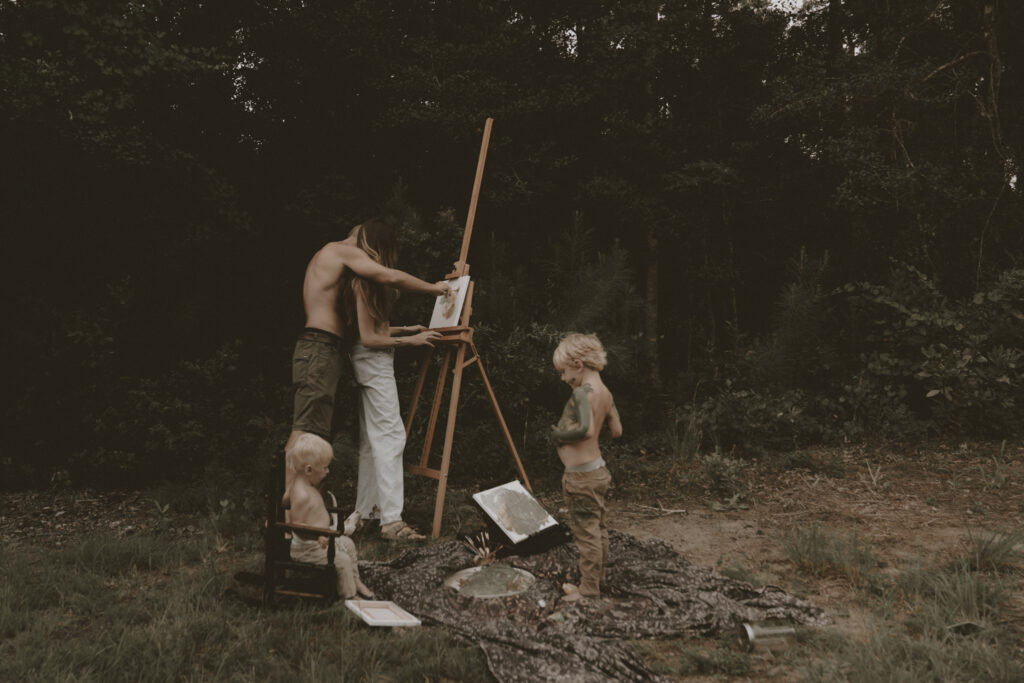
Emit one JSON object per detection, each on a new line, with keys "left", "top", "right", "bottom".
{"left": 318, "top": 535, "right": 329, "bottom": 549}
{"left": 435, "top": 281, "right": 452, "bottom": 298}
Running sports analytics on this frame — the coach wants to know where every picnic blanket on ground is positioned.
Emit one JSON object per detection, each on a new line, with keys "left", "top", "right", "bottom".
{"left": 359, "top": 530, "right": 828, "bottom": 682}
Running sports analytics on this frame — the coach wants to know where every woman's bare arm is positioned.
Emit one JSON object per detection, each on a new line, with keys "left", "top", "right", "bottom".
{"left": 355, "top": 289, "right": 440, "bottom": 349}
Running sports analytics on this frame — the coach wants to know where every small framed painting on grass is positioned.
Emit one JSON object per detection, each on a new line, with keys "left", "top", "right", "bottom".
{"left": 344, "top": 600, "right": 422, "bottom": 627}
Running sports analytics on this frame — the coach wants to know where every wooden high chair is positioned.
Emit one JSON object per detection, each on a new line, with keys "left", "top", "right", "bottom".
{"left": 261, "top": 454, "right": 344, "bottom": 604}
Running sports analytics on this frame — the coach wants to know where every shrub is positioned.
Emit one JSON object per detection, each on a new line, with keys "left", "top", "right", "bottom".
{"left": 679, "top": 264, "right": 1024, "bottom": 457}
{"left": 65, "top": 341, "right": 284, "bottom": 487}
{"left": 836, "top": 265, "right": 1024, "bottom": 438}
{"left": 692, "top": 385, "right": 834, "bottom": 456}
{"left": 701, "top": 450, "right": 747, "bottom": 498}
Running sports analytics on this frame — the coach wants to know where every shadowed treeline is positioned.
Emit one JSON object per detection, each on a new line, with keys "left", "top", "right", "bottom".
{"left": 2, "top": 1, "right": 1022, "bottom": 488}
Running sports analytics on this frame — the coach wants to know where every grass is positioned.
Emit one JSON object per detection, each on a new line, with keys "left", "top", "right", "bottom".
{"left": 782, "top": 523, "right": 878, "bottom": 585}
{"left": 0, "top": 520, "right": 492, "bottom": 682}
{"left": 635, "top": 637, "right": 755, "bottom": 678}
{"left": 789, "top": 525, "right": 1024, "bottom": 683}
{"left": 5, "top": 443, "right": 1021, "bottom": 682}
{"left": 802, "top": 624, "right": 1024, "bottom": 682}
{"left": 963, "top": 526, "right": 1023, "bottom": 573}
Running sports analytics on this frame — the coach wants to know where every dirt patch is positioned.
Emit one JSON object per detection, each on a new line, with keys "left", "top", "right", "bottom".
{"left": 613, "top": 442, "right": 1024, "bottom": 654}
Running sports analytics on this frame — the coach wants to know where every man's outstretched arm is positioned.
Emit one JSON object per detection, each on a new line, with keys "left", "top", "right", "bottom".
{"left": 341, "top": 245, "right": 449, "bottom": 296}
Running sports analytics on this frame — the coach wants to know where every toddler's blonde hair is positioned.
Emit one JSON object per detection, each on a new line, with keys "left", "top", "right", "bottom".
{"left": 553, "top": 333, "right": 607, "bottom": 371}
{"left": 286, "top": 432, "right": 334, "bottom": 473}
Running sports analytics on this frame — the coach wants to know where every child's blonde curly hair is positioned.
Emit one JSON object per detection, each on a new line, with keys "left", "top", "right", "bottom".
{"left": 553, "top": 333, "right": 607, "bottom": 371}
{"left": 286, "top": 432, "right": 334, "bottom": 473}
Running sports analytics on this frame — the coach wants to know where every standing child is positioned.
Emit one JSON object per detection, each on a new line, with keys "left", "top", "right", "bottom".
{"left": 284, "top": 432, "right": 374, "bottom": 599}
{"left": 550, "top": 333, "right": 623, "bottom": 601}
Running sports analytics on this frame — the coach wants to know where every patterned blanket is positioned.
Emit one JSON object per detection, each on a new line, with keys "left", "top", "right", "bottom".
{"left": 360, "top": 529, "right": 827, "bottom": 682}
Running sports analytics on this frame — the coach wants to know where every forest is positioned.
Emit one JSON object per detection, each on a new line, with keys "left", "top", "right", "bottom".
{"left": 3, "top": 0, "right": 1022, "bottom": 490}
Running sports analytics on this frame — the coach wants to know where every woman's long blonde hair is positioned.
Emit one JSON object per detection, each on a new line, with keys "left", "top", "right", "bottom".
{"left": 341, "top": 218, "right": 399, "bottom": 334}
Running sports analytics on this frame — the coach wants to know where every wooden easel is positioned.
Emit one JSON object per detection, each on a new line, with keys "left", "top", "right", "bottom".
{"left": 404, "top": 118, "right": 532, "bottom": 538}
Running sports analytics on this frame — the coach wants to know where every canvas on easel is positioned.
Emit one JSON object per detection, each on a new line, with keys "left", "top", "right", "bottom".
{"left": 428, "top": 275, "right": 470, "bottom": 329}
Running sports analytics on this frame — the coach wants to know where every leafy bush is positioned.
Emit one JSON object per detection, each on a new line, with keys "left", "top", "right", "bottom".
{"left": 701, "top": 450, "right": 747, "bottom": 499}
{"left": 696, "top": 387, "right": 831, "bottom": 455}
{"left": 63, "top": 340, "right": 284, "bottom": 487}
{"left": 837, "top": 265, "right": 1024, "bottom": 438}
{"left": 675, "top": 263, "right": 1024, "bottom": 458}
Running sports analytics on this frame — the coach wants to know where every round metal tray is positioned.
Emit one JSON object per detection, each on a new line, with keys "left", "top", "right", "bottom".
{"left": 444, "top": 565, "right": 536, "bottom": 598}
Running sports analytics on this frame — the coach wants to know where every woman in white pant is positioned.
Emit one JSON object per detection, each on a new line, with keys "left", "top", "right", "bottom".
{"left": 340, "top": 220, "right": 443, "bottom": 541}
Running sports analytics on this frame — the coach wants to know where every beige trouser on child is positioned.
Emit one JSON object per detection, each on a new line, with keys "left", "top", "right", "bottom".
{"left": 290, "top": 535, "right": 361, "bottom": 599}
{"left": 562, "top": 463, "right": 612, "bottom": 597}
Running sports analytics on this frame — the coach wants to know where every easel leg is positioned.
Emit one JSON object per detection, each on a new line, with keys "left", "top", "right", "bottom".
{"left": 404, "top": 348, "right": 433, "bottom": 435}
{"left": 470, "top": 341, "right": 533, "bottom": 492}
{"left": 431, "top": 343, "right": 467, "bottom": 538}
{"left": 419, "top": 349, "right": 452, "bottom": 468}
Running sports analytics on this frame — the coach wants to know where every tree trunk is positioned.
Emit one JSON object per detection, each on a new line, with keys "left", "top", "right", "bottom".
{"left": 826, "top": 0, "right": 843, "bottom": 75}
{"left": 645, "top": 227, "right": 661, "bottom": 387}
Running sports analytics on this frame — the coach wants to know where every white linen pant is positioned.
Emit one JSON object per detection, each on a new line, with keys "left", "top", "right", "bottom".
{"left": 351, "top": 342, "right": 406, "bottom": 526}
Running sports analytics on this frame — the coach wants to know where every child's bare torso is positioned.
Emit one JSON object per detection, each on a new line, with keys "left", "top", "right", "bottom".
{"left": 556, "top": 380, "right": 617, "bottom": 468}
{"left": 283, "top": 479, "right": 332, "bottom": 532}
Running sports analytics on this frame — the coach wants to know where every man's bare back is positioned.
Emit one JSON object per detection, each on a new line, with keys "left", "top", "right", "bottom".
{"left": 302, "top": 240, "right": 355, "bottom": 336}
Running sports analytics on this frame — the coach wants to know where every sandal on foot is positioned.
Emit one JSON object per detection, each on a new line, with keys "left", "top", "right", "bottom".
{"left": 380, "top": 521, "right": 426, "bottom": 541}
{"left": 343, "top": 511, "right": 363, "bottom": 536}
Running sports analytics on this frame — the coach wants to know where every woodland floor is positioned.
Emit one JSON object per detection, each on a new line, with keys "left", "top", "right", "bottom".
{"left": 2, "top": 440, "right": 1023, "bottom": 681}
{"left": 597, "top": 440, "right": 1024, "bottom": 679}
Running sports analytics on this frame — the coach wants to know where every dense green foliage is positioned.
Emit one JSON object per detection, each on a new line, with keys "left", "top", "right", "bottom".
{"left": 2, "top": 0, "right": 1022, "bottom": 488}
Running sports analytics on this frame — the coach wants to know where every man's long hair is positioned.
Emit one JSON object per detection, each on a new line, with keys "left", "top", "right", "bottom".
{"left": 342, "top": 218, "right": 399, "bottom": 334}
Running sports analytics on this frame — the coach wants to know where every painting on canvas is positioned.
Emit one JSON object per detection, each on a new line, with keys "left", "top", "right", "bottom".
{"left": 473, "top": 480, "right": 558, "bottom": 544}
{"left": 428, "top": 275, "right": 471, "bottom": 329}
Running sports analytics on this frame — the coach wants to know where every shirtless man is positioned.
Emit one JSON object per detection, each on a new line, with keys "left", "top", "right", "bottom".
{"left": 286, "top": 219, "right": 449, "bottom": 467}
{"left": 550, "top": 333, "right": 623, "bottom": 600}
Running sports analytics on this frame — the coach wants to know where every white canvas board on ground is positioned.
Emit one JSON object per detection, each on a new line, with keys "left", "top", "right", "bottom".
{"left": 344, "top": 600, "right": 422, "bottom": 627}
{"left": 429, "top": 275, "right": 471, "bottom": 329}
{"left": 472, "top": 480, "right": 558, "bottom": 544}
